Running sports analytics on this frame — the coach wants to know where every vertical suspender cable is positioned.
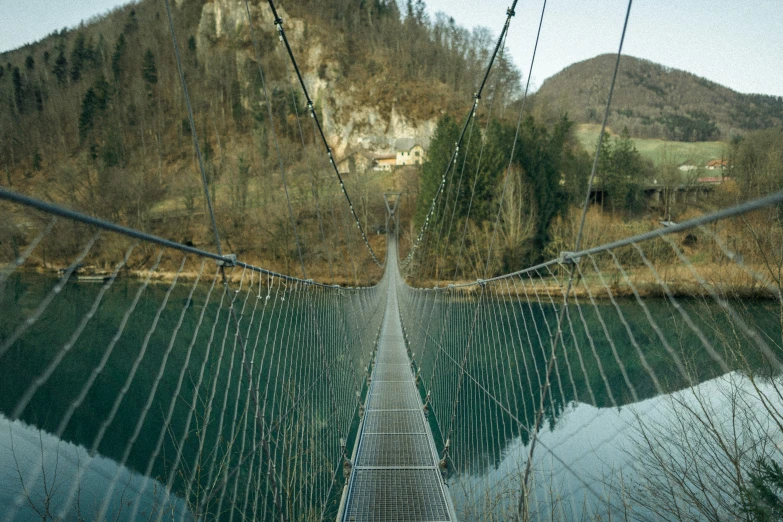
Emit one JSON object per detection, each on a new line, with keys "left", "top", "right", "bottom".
{"left": 163, "top": 0, "right": 223, "bottom": 256}
{"left": 517, "top": 2, "right": 633, "bottom": 520}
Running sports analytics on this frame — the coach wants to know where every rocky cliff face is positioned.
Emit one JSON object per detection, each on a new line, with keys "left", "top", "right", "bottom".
{"left": 196, "top": 0, "right": 435, "bottom": 157}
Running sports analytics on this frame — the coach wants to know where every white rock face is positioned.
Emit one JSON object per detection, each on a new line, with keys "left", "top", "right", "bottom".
{"left": 197, "top": 0, "right": 436, "bottom": 157}
{"left": 321, "top": 104, "right": 436, "bottom": 157}
{"left": 197, "top": 0, "right": 254, "bottom": 47}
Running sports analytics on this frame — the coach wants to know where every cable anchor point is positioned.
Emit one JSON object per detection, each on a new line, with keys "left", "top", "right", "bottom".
{"left": 217, "top": 254, "right": 237, "bottom": 267}
{"left": 559, "top": 251, "right": 582, "bottom": 266}
{"left": 273, "top": 17, "right": 284, "bottom": 41}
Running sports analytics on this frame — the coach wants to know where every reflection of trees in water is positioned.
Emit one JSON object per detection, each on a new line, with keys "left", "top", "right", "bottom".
{"left": 0, "top": 274, "right": 375, "bottom": 521}
{"left": 615, "top": 372, "right": 783, "bottom": 521}
{"left": 407, "top": 291, "right": 783, "bottom": 520}
{"left": 2, "top": 414, "right": 193, "bottom": 520}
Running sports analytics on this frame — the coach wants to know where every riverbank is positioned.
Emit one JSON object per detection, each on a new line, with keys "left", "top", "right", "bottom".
{"left": 14, "top": 264, "right": 372, "bottom": 288}
{"left": 5, "top": 212, "right": 779, "bottom": 297}
{"left": 15, "top": 258, "right": 780, "bottom": 300}
{"left": 409, "top": 262, "right": 782, "bottom": 300}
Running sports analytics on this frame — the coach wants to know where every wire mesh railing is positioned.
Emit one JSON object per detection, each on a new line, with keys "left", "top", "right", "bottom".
{"left": 397, "top": 198, "right": 783, "bottom": 520}
{"left": 0, "top": 191, "right": 387, "bottom": 521}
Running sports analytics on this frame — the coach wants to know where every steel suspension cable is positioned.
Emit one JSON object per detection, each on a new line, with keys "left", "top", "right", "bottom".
{"left": 436, "top": 33, "right": 506, "bottom": 284}
{"left": 163, "top": 0, "right": 223, "bottom": 256}
{"left": 242, "top": 0, "right": 308, "bottom": 279}
{"left": 263, "top": 0, "right": 381, "bottom": 267}
{"left": 403, "top": 1, "right": 520, "bottom": 269}
{"left": 426, "top": 33, "right": 508, "bottom": 283}
{"left": 516, "top": 2, "right": 633, "bottom": 517}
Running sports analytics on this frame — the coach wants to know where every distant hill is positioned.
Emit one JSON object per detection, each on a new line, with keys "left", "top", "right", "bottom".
{"left": 535, "top": 54, "right": 783, "bottom": 142}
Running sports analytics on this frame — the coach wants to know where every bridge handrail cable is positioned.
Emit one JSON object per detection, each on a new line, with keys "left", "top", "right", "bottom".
{"left": 0, "top": 186, "right": 336, "bottom": 288}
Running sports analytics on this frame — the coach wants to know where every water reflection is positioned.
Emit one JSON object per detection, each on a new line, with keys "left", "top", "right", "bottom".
{"left": 0, "top": 273, "right": 380, "bottom": 520}
{"left": 400, "top": 283, "right": 783, "bottom": 520}
{"left": 447, "top": 371, "right": 783, "bottom": 520}
{"left": 0, "top": 413, "right": 192, "bottom": 521}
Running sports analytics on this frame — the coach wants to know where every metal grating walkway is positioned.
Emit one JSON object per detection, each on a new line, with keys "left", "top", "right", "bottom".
{"left": 339, "top": 241, "right": 456, "bottom": 521}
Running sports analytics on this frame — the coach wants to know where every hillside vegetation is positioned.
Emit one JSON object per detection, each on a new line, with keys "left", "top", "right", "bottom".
{"left": 2, "top": 2, "right": 781, "bottom": 288}
{"left": 536, "top": 54, "right": 783, "bottom": 142}
{"left": 0, "top": 0, "right": 519, "bottom": 283}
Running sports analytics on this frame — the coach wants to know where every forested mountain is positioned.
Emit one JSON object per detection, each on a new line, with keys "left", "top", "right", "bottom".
{"left": 0, "top": 0, "right": 520, "bottom": 281}
{"left": 536, "top": 54, "right": 783, "bottom": 142}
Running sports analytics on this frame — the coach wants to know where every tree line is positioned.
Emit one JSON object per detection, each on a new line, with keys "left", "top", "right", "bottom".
{"left": 412, "top": 112, "right": 667, "bottom": 279}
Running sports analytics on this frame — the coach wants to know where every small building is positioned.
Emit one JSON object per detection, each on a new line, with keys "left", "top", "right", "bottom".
{"left": 706, "top": 159, "right": 727, "bottom": 170}
{"left": 678, "top": 161, "right": 698, "bottom": 172}
{"left": 395, "top": 138, "right": 426, "bottom": 166}
{"left": 374, "top": 154, "right": 397, "bottom": 171}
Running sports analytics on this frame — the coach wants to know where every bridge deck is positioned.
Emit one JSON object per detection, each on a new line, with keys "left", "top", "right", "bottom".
{"left": 340, "top": 245, "right": 456, "bottom": 521}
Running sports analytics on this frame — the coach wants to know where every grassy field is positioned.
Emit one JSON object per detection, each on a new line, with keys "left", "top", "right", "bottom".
{"left": 575, "top": 124, "right": 728, "bottom": 167}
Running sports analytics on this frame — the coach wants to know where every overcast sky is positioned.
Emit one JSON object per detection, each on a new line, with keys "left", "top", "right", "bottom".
{"left": 1, "top": 0, "right": 781, "bottom": 96}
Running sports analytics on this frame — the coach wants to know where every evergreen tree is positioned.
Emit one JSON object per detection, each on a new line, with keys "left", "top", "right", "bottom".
{"left": 12, "top": 67, "right": 24, "bottom": 113}
{"left": 25, "top": 56, "right": 35, "bottom": 71}
{"left": 70, "top": 33, "right": 86, "bottom": 82}
{"left": 78, "top": 75, "right": 110, "bottom": 142}
{"left": 141, "top": 49, "right": 158, "bottom": 86}
{"left": 561, "top": 130, "right": 592, "bottom": 206}
{"left": 513, "top": 115, "right": 571, "bottom": 261}
{"left": 230, "top": 80, "right": 244, "bottom": 130}
{"left": 85, "top": 36, "right": 99, "bottom": 68}
{"left": 416, "top": 115, "right": 459, "bottom": 228}
{"left": 605, "top": 128, "right": 645, "bottom": 213}
{"left": 34, "top": 88, "right": 43, "bottom": 112}
{"left": 468, "top": 120, "right": 511, "bottom": 222}
{"left": 124, "top": 9, "right": 139, "bottom": 33}
{"left": 595, "top": 128, "right": 647, "bottom": 213}
{"left": 53, "top": 50, "right": 68, "bottom": 85}
{"left": 111, "top": 34, "right": 125, "bottom": 83}
{"left": 79, "top": 88, "right": 98, "bottom": 140}
{"left": 141, "top": 49, "right": 158, "bottom": 107}
{"left": 187, "top": 35, "right": 198, "bottom": 67}
{"left": 596, "top": 130, "right": 612, "bottom": 208}
{"left": 741, "top": 458, "right": 783, "bottom": 521}
{"left": 101, "top": 128, "right": 125, "bottom": 168}
{"left": 94, "top": 74, "right": 111, "bottom": 110}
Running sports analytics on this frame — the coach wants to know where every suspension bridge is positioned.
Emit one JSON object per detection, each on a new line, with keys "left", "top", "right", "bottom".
{"left": 2, "top": 0, "right": 783, "bottom": 520}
